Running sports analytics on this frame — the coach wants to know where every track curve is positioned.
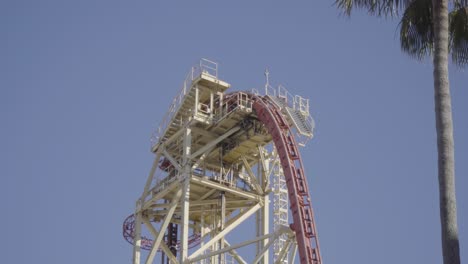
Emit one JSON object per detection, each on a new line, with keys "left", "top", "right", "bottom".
{"left": 251, "top": 93, "right": 321, "bottom": 264}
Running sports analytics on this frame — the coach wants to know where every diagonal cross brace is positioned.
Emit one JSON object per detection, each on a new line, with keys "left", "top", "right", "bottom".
{"left": 189, "top": 126, "right": 240, "bottom": 160}
{"left": 162, "top": 149, "right": 182, "bottom": 172}
{"left": 144, "top": 189, "right": 182, "bottom": 264}
{"left": 142, "top": 217, "right": 179, "bottom": 264}
{"left": 188, "top": 203, "right": 262, "bottom": 260}
{"left": 241, "top": 155, "right": 264, "bottom": 194}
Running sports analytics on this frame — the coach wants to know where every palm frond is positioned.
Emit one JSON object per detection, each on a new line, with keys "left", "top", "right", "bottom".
{"left": 337, "top": 0, "right": 468, "bottom": 67}
{"left": 334, "top": 0, "right": 412, "bottom": 17}
{"left": 454, "top": 0, "right": 468, "bottom": 7}
{"left": 449, "top": 7, "right": 468, "bottom": 66}
{"left": 399, "top": 0, "right": 433, "bottom": 60}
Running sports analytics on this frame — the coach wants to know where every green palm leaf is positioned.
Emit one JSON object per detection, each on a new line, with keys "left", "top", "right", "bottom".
{"left": 335, "top": 0, "right": 412, "bottom": 16}
{"left": 449, "top": 7, "right": 468, "bottom": 66}
{"left": 399, "top": 0, "right": 433, "bottom": 60}
{"left": 398, "top": 1, "right": 468, "bottom": 66}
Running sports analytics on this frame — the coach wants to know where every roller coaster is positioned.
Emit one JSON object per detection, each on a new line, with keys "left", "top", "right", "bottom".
{"left": 123, "top": 59, "right": 322, "bottom": 264}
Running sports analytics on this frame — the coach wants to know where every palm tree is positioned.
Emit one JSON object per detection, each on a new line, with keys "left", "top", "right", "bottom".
{"left": 334, "top": 0, "right": 467, "bottom": 263}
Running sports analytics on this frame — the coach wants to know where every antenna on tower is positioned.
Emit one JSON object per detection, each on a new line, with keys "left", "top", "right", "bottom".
{"left": 264, "top": 68, "right": 270, "bottom": 95}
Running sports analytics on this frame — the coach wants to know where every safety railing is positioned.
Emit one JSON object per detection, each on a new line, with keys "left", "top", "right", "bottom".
{"left": 264, "top": 83, "right": 310, "bottom": 115}
{"left": 215, "top": 92, "right": 252, "bottom": 123}
{"left": 295, "top": 95, "right": 309, "bottom": 115}
{"left": 260, "top": 80, "right": 315, "bottom": 144}
{"left": 265, "top": 83, "right": 277, "bottom": 97}
{"left": 200, "top": 58, "right": 218, "bottom": 78}
{"left": 278, "top": 85, "right": 296, "bottom": 109}
{"left": 151, "top": 59, "right": 218, "bottom": 148}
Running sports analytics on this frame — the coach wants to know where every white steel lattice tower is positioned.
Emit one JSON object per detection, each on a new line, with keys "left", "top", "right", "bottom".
{"left": 123, "top": 59, "right": 322, "bottom": 264}
{"left": 272, "top": 148, "right": 291, "bottom": 264}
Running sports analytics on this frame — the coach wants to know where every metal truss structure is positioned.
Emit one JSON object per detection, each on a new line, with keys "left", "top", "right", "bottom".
{"left": 123, "top": 59, "right": 321, "bottom": 264}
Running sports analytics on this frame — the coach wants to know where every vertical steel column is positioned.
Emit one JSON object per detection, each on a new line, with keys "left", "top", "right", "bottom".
{"left": 211, "top": 205, "right": 217, "bottom": 264}
{"left": 210, "top": 92, "right": 214, "bottom": 120}
{"left": 194, "top": 86, "right": 199, "bottom": 115}
{"left": 256, "top": 154, "right": 269, "bottom": 264}
{"left": 290, "top": 242, "right": 298, "bottom": 263}
{"left": 262, "top": 197, "right": 269, "bottom": 263}
{"left": 161, "top": 208, "right": 166, "bottom": 264}
{"left": 260, "top": 149, "right": 270, "bottom": 263}
{"left": 262, "top": 152, "right": 270, "bottom": 264}
{"left": 256, "top": 168, "right": 261, "bottom": 257}
{"left": 132, "top": 200, "right": 142, "bottom": 264}
{"left": 179, "top": 127, "right": 192, "bottom": 262}
{"left": 217, "top": 92, "right": 223, "bottom": 117}
{"left": 219, "top": 191, "right": 226, "bottom": 264}
{"left": 273, "top": 148, "right": 289, "bottom": 264}
{"left": 200, "top": 212, "right": 205, "bottom": 264}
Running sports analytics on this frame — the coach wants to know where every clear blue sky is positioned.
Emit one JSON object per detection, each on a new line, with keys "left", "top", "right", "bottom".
{"left": 2, "top": 1, "right": 467, "bottom": 263}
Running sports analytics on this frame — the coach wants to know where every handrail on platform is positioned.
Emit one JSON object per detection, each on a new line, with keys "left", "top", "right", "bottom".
{"left": 150, "top": 59, "right": 218, "bottom": 148}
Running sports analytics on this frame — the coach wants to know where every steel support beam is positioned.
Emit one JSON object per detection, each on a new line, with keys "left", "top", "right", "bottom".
{"left": 219, "top": 191, "right": 226, "bottom": 264}
{"left": 196, "top": 189, "right": 216, "bottom": 201}
{"left": 189, "top": 203, "right": 262, "bottom": 260}
{"left": 258, "top": 151, "right": 270, "bottom": 264}
{"left": 189, "top": 224, "right": 291, "bottom": 263}
{"left": 200, "top": 200, "right": 265, "bottom": 240}
{"left": 191, "top": 127, "right": 218, "bottom": 139}
{"left": 241, "top": 155, "right": 263, "bottom": 194}
{"left": 194, "top": 86, "right": 199, "bottom": 115}
{"left": 189, "top": 126, "right": 240, "bottom": 160}
{"left": 142, "top": 217, "right": 179, "bottom": 264}
{"left": 151, "top": 198, "right": 251, "bottom": 208}
{"left": 252, "top": 238, "right": 276, "bottom": 264}
{"left": 260, "top": 194, "right": 269, "bottom": 264}
{"left": 289, "top": 242, "right": 298, "bottom": 263}
{"left": 162, "top": 149, "right": 182, "bottom": 172}
{"left": 142, "top": 150, "right": 163, "bottom": 200}
{"left": 224, "top": 240, "right": 247, "bottom": 264}
{"left": 141, "top": 179, "right": 179, "bottom": 211}
{"left": 132, "top": 209, "right": 142, "bottom": 264}
{"left": 192, "top": 146, "right": 215, "bottom": 169}
{"left": 255, "top": 226, "right": 292, "bottom": 264}
{"left": 179, "top": 127, "right": 192, "bottom": 263}
{"left": 257, "top": 145, "right": 270, "bottom": 190}
{"left": 274, "top": 238, "right": 293, "bottom": 264}
{"left": 190, "top": 177, "right": 259, "bottom": 200}
{"left": 161, "top": 127, "right": 185, "bottom": 147}
{"left": 144, "top": 190, "right": 182, "bottom": 264}
{"left": 189, "top": 232, "right": 271, "bottom": 263}
{"left": 209, "top": 91, "right": 214, "bottom": 119}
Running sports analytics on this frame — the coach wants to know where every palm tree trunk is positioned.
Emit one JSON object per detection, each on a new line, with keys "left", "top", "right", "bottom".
{"left": 432, "top": 0, "right": 461, "bottom": 263}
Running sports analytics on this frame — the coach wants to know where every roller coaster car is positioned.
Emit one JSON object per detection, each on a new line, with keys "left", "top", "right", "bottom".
{"left": 159, "top": 159, "right": 173, "bottom": 172}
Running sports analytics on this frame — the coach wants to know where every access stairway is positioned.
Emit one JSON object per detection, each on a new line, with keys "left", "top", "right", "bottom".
{"left": 266, "top": 95, "right": 314, "bottom": 138}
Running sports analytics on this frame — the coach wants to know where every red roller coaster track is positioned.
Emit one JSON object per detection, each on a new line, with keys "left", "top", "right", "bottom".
{"left": 123, "top": 92, "right": 322, "bottom": 264}
{"left": 252, "top": 93, "right": 321, "bottom": 264}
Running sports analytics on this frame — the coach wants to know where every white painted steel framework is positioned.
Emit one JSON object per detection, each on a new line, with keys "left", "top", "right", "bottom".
{"left": 123, "top": 59, "right": 320, "bottom": 264}
{"left": 271, "top": 148, "right": 290, "bottom": 264}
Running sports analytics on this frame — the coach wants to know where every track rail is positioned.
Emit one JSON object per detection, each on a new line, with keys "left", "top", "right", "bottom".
{"left": 252, "top": 94, "right": 321, "bottom": 264}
